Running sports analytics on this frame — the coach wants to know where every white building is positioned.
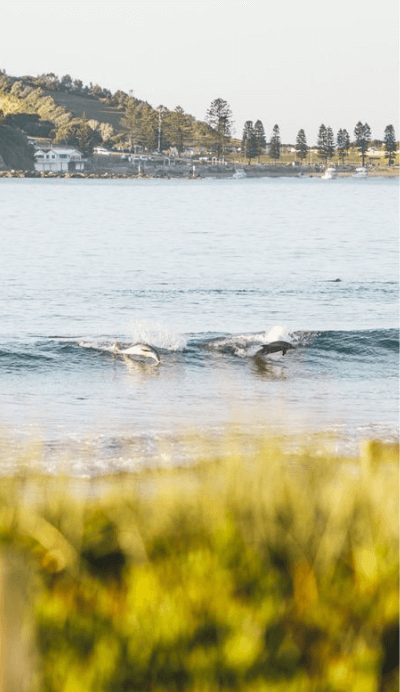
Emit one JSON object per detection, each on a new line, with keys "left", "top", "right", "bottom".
{"left": 34, "top": 147, "right": 85, "bottom": 172}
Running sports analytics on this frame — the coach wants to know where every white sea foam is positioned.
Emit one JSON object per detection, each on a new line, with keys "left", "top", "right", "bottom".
{"left": 265, "top": 325, "right": 291, "bottom": 342}
{"left": 78, "top": 340, "right": 116, "bottom": 353}
{"left": 127, "top": 320, "right": 187, "bottom": 351}
{"left": 200, "top": 327, "right": 295, "bottom": 357}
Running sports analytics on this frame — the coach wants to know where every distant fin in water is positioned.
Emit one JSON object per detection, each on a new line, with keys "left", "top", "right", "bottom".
{"left": 257, "top": 340, "right": 295, "bottom": 356}
{"left": 120, "top": 343, "right": 161, "bottom": 363}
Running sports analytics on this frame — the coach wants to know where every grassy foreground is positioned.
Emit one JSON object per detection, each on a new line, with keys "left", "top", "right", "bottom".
{"left": 0, "top": 435, "right": 398, "bottom": 692}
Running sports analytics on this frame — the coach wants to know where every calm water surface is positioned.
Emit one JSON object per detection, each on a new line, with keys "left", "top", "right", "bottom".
{"left": 0, "top": 177, "right": 398, "bottom": 474}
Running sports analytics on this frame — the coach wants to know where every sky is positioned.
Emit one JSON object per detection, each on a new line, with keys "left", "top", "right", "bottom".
{"left": 3, "top": 0, "right": 399, "bottom": 143}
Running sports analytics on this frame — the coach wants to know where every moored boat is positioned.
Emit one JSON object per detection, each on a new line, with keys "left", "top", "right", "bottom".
{"left": 353, "top": 166, "right": 368, "bottom": 178}
{"left": 322, "top": 166, "right": 338, "bottom": 179}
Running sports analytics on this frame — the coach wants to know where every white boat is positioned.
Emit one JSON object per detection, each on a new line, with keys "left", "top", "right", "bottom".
{"left": 232, "top": 168, "right": 246, "bottom": 179}
{"left": 353, "top": 166, "right": 368, "bottom": 178}
{"left": 322, "top": 166, "right": 338, "bottom": 179}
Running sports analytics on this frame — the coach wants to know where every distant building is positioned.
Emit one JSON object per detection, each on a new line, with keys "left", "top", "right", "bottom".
{"left": 34, "top": 147, "right": 85, "bottom": 172}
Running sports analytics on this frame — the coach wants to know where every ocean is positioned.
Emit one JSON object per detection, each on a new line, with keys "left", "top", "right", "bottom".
{"left": 0, "top": 175, "right": 398, "bottom": 474}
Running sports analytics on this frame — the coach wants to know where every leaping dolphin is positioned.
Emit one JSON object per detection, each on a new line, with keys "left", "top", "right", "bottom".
{"left": 257, "top": 340, "right": 295, "bottom": 356}
{"left": 119, "top": 343, "right": 161, "bottom": 364}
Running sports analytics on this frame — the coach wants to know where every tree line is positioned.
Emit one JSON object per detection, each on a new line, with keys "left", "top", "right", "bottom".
{"left": 200, "top": 99, "right": 397, "bottom": 167}
{"left": 0, "top": 70, "right": 397, "bottom": 164}
{"left": 241, "top": 120, "right": 397, "bottom": 166}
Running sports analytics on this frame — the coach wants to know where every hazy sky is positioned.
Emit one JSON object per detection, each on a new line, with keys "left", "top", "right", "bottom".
{"left": 3, "top": 0, "right": 399, "bottom": 143}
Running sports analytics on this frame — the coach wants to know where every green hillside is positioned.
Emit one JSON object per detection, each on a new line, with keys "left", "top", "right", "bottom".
{"left": 41, "top": 89, "right": 125, "bottom": 131}
{"left": 0, "top": 70, "right": 211, "bottom": 155}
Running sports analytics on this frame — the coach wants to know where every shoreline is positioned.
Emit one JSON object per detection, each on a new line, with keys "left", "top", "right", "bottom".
{"left": 0, "top": 163, "right": 398, "bottom": 180}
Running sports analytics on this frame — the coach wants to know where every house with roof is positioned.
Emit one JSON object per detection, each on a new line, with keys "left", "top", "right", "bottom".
{"left": 34, "top": 147, "right": 86, "bottom": 172}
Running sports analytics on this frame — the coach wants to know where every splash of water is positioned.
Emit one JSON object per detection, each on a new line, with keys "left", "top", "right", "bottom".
{"left": 265, "top": 325, "right": 291, "bottom": 342}
{"left": 127, "top": 320, "right": 187, "bottom": 351}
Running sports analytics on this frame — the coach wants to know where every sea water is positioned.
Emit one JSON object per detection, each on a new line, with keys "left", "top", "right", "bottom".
{"left": 0, "top": 176, "right": 398, "bottom": 474}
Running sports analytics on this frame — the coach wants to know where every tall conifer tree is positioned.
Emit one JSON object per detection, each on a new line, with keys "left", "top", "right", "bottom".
{"left": 206, "top": 98, "right": 233, "bottom": 158}
{"left": 336, "top": 129, "right": 350, "bottom": 163}
{"left": 295, "top": 129, "right": 308, "bottom": 163}
{"left": 383, "top": 124, "right": 396, "bottom": 165}
{"left": 317, "top": 124, "right": 335, "bottom": 163}
{"left": 120, "top": 98, "right": 141, "bottom": 151}
{"left": 121, "top": 100, "right": 157, "bottom": 152}
{"left": 326, "top": 127, "right": 335, "bottom": 160}
{"left": 269, "top": 124, "right": 281, "bottom": 163}
{"left": 354, "top": 121, "right": 371, "bottom": 166}
{"left": 317, "top": 124, "right": 327, "bottom": 162}
{"left": 242, "top": 121, "right": 257, "bottom": 164}
{"left": 254, "top": 120, "right": 266, "bottom": 161}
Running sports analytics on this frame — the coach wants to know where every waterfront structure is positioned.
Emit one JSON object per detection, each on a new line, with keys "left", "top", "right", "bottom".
{"left": 34, "top": 147, "right": 85, "bottom": 172}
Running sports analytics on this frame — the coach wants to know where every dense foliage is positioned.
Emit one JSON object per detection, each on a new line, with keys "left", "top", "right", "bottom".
{"left": 0, "top": 121, "right": 35, "bottom": 169}
{"left": 0, "top": 434, "right": 398, "bottom": 691}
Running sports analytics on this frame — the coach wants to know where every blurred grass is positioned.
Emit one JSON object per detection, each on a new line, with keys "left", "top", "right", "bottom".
{"left": 0, "top": 433, "right": 398, "bottom": 692}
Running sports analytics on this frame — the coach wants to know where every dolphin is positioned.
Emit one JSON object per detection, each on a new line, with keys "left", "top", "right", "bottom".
{"left": 120, "top": 343, "right": 161, "bottom": 364}
{"left": 257, "top": 340, "right": 295, "bottom": 356}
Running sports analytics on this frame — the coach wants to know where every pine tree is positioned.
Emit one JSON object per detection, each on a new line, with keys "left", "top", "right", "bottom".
{"left": 269, "top": 124, "right": 281, "bottom": 164}
{"left": 383, "top": 124, "right": 397, "bottom": 165}
{"left": 326, "top": 127, "right": 335, "bottom": 160}
{"left": 121, "top": 98, "right": 138, "bottom": 150}
{"left": 163, "top": 106, "right": 193, "bottom": 155}
{"left": 254, "top": 120, "right": 266, "bottom": 161}
{"left": 354, "top": 121, "right": 371, "bottom": 166}
{"left": 137, "top": 103, "right": 158, "bottom": 151}
{"left": 242, "top": 121, "right": 257, "bottom": 165}
{"left": 206, "top": 98, "right": 233, "bottom": 158}
{"left": 317, "top": 124, "right": 335, "bottom": 163}
{"left": 317, "top": 124, "right": 327, "bottom": 162}
{"left": 295, "top": 129, "right": 308, "bottom": 163}
{"left": 336, "top": 129, "right": 350, "bottom": 163}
